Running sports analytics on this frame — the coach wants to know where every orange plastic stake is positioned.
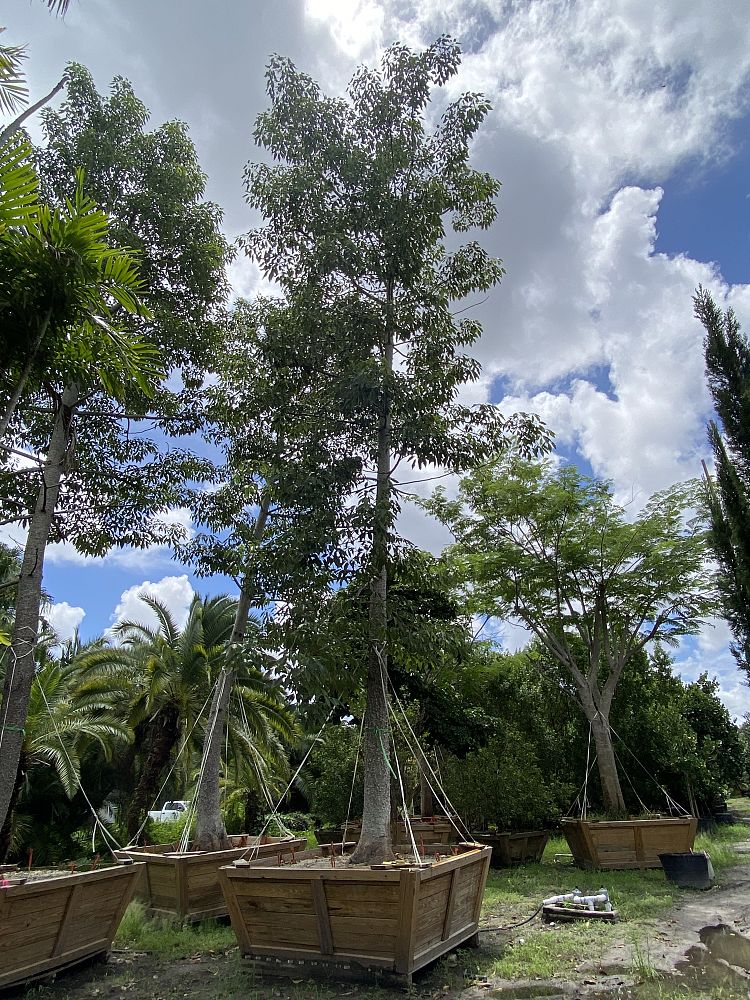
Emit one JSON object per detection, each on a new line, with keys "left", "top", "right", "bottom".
{"left": 27, "top": 847, "right": 32, "bottom": 872}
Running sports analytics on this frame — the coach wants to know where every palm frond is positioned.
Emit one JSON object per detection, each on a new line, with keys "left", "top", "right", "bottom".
{"left": 0, "top": 32, "right": 28, "bottom": 115}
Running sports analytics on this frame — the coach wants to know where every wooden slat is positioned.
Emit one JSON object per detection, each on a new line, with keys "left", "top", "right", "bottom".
{"left": 413, "top": 921, "right": 478, "bottom": 971}
{"left": 311, "top": 879, "right": 333, "bottom": 955}
{"left": 219, "top": 869, "right": 251, "bottom": 953}
{"left": 393, "top": 870, "right": 420, "bottom": 976}
{"left": 51, "top": 884, "right": 83, "bottom": 957}
{"left": 472, "top": 851, "right": 491, "bottom": 926}
{"left": 0, "top": 865, "right": 143, "bottom": 991}
{"left": 244, "top": 944, "right": 394, "bottom": 969}
{"left": 441, "top": 869, "right": 458, "bottom": 941}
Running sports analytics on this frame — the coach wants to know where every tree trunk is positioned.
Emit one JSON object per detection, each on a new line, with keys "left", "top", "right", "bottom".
{"left": 350, "top": 283, "right": 395, "bottom": 866}
{"left": 0, "top": 751, "right": 27, "bottom": 861}
{"left": 590, "top": 711, "right": 626, "bottom": 815}
{"left": 193, "top": 497, "right": 271, "bottom": 851}
{"left": 0, "top": 384, "right": 78, "bottom": 832}
{"left": 0, "top": 310, "right": 53, "bottom": 444}
{"left": 350, "top": 565, "right": 394, "bottom": 864}
{"left": 420, "top": 771, "right": 435, "bottom": 818}
{"left": 125, "top": 705, "right": 180, "bottom": 840}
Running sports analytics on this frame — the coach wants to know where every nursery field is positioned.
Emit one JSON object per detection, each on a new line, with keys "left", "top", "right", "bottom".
{"left": 13, "top": 820, "right": 750, "bottom": 1000}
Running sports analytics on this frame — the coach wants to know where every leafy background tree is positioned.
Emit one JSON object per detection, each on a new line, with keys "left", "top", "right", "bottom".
{"left": 0, "top": 63, "right": 231, "bottom": 834}
{"left": 430, "top": 454, "right": 719, "bottom": 814}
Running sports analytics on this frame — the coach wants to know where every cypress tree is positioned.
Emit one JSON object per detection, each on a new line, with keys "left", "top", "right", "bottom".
{"left": 696, "top": 286, "right": 750, "bottom": 675}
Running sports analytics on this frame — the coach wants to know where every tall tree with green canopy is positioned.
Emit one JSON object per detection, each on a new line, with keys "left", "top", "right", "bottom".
{"left": 242, "top": 37, "right": 549, "bottom": 862}
{"left": 0, "top": 64, "right": 230, "bottom": 833}
{"left": 0, "top": 190, "right": 154, "bottom": 833}
{"left": 184, "top": 295, "right": 366, "bottom": 850}
{"left": 696, "top": 286, "right": 750, "bottom": 677}
{"left": 428, "top": 456, "right": 718, "bottom": 814}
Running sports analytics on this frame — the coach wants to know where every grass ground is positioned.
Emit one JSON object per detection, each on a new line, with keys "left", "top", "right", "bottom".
{"left": 16, "top": 821, "right": 750, "bottom": 1000}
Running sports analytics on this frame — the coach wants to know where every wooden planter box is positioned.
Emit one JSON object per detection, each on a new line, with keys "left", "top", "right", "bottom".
{"left": 472, "top": 830, "right": 550, "bottom": 867}
{"left": 561, "top": 816, "right": 698, "bottom": 870}
{"left": 333, "top": 816, "right": 455, "bottom": 847}
{"left": 0, "top": 862, "right": 144, "bottom": 990}
{"left": 315, "top": 827, "right": 347, "bottom": 845}
{"left": 219, "top": 842, "right": 491, "bottom": 985}
{"left": 116, "top": 835, "right": 306, "bottom": 921}
{"left": 395, "top": 817, "right": 454, "bottom": 845}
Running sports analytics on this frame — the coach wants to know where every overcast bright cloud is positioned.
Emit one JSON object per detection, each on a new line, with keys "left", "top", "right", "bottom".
{"left": 8, "top": 0, "right": 750, "bottom": 715}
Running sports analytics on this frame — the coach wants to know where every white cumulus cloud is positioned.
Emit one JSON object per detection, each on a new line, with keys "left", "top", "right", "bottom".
{"left": 45, "top": 602, "right": 86, "bottom": 644}
{"left": 110, "top": 575, "right": 195, "bottom": 634}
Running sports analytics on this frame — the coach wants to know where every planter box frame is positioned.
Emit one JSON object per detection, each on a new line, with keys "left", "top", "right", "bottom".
{"left": 219, "top": 842, "right": 491, "bottom": 985}
{"left": 0, "top": 862, "right": 144, "bottom": 990}
{"left": 116, "top": 835, "right": 306, "bottom": 921}
{"left": 322, "top": 816, "right": 456, "bottom": 847}
{"left": 472, "top": 830, "right": 550, "bottom": 867}
{"left": 561, "top": 816, "right": 698, "bottom": 870}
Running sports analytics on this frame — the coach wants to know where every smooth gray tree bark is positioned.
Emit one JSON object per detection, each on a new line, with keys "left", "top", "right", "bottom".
{"left": 0, "top": 382, "right": 78, "bottom": 831}
{"left": 193, "top": 495, "right": 271, "bottom": 850}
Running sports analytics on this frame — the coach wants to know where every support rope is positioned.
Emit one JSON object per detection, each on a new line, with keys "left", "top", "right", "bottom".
{"left": 36, "top": 680, "right": 122, "bottom": 859}
{"left": 242, "top": 706, "right": 335, "bottom": 860}
{"left": 341, "top": 713, "right": 365, "bottom": 849}
{"left": 376, "top": 648, "right": 419, "bottom": 862}
{"left": 178, "top": 668, "right": 228, "bottom": 852}
{"left": 125, "top": 676, "right": 218, "bottom": 848}
{"left": 385, "top": 672, "right": 474, "bottom": 844}
{"left": 607, "top": 720, "right": 690, "bottom": 816}
{"left": 234, "top": 687, "right": 295, "bottom": 840}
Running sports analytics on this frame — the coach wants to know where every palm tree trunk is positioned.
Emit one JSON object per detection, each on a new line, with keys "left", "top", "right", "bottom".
{"left": 125, "top": 705, "right": 180, "bottom": 840}
{"left": 0, "top": 384, "right": 78, "bottom": 833}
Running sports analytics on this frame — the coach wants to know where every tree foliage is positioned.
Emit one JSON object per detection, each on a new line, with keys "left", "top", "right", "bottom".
{"left": 430, "top": 455, "right": 719, "bottom": 813}
{"left": 0, "top": 64, "right": 230, "bottom": 834}
{"left": 242, "top": 36, "right": 549, "bottom": 861}
{"left": 697, "top": 286, "right": 750, "bottom": 676}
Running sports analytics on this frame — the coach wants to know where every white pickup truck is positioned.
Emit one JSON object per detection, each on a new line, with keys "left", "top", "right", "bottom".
{"left": 147, "top": 800, "right": 190, "bottom": 822}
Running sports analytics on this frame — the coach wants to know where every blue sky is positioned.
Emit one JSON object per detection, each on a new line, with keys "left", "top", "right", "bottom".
{"left": 5, "top": 0, "right": 750, "bottom": 718}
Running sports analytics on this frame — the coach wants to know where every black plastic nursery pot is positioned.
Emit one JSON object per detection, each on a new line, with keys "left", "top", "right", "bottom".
{"left": 658, "top": 851, "right": 714, "bottom": 890}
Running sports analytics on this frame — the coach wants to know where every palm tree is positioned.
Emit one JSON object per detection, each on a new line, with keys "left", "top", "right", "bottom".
{"left": 0, "top": 648, "right": 130, "bottom": 858}
{"left": 76, "top": 593, "right": 297, "bottom": 839}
